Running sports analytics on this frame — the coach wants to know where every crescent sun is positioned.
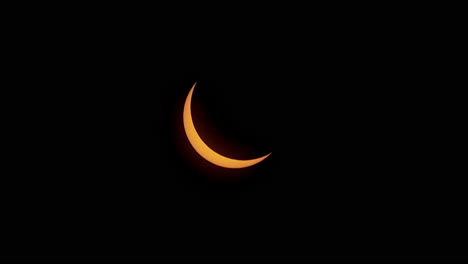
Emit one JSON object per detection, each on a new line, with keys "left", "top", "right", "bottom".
{"left": 183, "top": 82, "right": 271, "bottom": 169}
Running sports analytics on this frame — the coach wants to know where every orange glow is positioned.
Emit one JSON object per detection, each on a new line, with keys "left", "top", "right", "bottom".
{"left": 183, "top": 82, "right": 271, "bottom": 169}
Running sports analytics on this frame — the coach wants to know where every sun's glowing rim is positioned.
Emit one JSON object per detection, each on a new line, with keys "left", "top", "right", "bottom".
{"left": 183, "top": 82, "right": 271, "bottom": 169}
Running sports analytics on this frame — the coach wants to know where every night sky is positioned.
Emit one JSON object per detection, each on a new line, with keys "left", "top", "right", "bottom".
{"left": 3, "top": 4, "right": 465, "bottom": 262}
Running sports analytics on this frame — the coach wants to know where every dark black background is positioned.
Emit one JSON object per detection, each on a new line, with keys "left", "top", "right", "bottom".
{"left": 2, "top": 3, "right": 466, "bottom": 262}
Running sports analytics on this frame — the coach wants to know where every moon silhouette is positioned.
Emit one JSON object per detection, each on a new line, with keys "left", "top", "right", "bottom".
{"left": 183, "top": 82, "right": 271, "bottom": 169}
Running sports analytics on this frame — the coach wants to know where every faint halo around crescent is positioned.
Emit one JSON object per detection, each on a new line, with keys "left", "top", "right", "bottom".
{"left": 183, "top": 82, "right": 271, "bottom": 169}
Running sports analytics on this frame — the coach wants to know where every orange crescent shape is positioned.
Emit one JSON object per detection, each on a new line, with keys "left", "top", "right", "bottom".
{"left": 183, "top": 82, "right": 271, "bottom": 169}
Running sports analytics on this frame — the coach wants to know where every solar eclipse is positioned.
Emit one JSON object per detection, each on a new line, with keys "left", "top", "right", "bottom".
{"left": 183, "top": 82, "right": 271, "bottom": 169}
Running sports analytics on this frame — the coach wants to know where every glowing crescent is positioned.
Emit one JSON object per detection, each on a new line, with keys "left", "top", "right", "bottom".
{"left": 183, "top": 82, "right": 271, "bottom": 169}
